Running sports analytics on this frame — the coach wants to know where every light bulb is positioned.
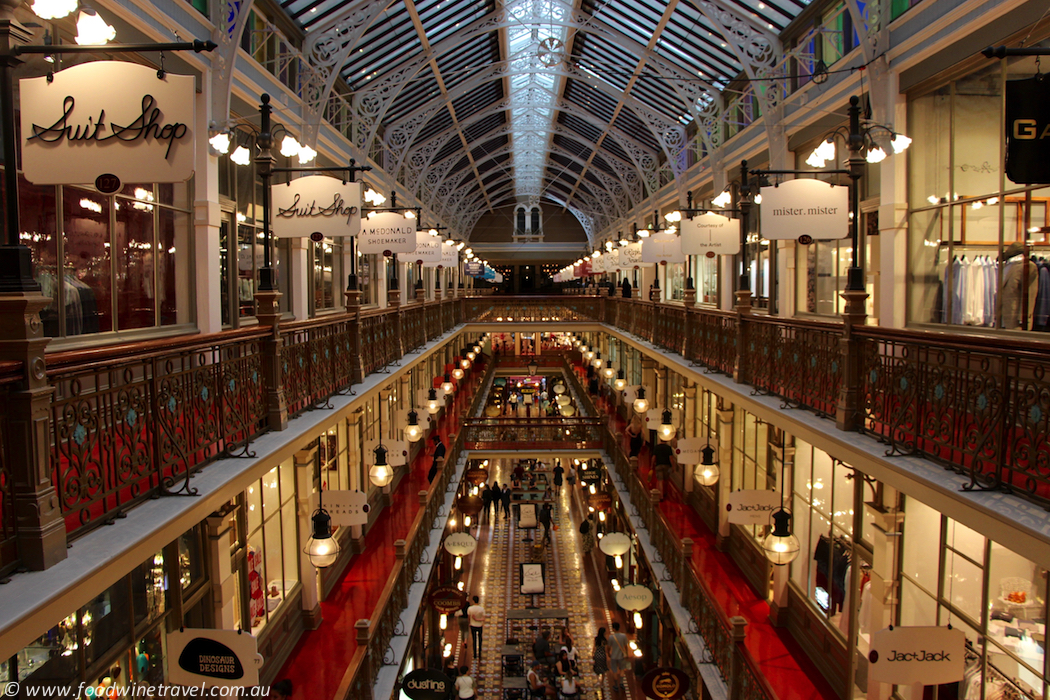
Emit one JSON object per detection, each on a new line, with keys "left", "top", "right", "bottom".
{"left": 866, "top": 146, "right": 887, "bottom": 164}
{"left": 695, "top": 462, "right": 720, "bottom": 486}
{"left": 230, "top": 146, "right": 251, "bottom": 166}
{"left": 454, "top": 556, "right": 462, "bottom": 570}
{"left": 440, "top": 613, "right": 448, "bottom": 630}
{"left": 404, "top": 422, "right": 423, "bottom": 443}
{"left": 658, "top": 410, "right": 676, "bottom": 441}
{"left": 461, "top": 358, "right": 471, "bottom": 370}
{"left": 467, "top": 351, "right": 476, "bottom": 361}
{"left": 614, "top": 377, "right": 627, "bottom": 392}
{"left": 209, "top": 132, "right": 231, "bottom": 154}
{"left": 464, "top": 515, "right": 471, "bottom": 527}
{"left": 598, "top": 511, "right": 605, "bottom": 522}
{"left": 615, "top": 554, "right": 623, "bottom": 568}
{"left": 636, "top": 228, "right": 651, "bottom": 238}
{"left": 441, "top": 378, "right": 455, "bottom": 394}
{"left": 297, "top": 144, "right": 317, "bottom": 164}
{"left": 712, "top": 189, "right": 732, "bottom": 208}
{"left": 31, "top": 0, "right": 76, "bottom": 19}
{"left": 603, "top": 366, "right": 616, "bottom": 379}
{"left": 891, "top": 133, "right": 912, "bottom": 153}
{"left": 280, "top": 135, "right": 302, "bottom": 158}
{"left": 611, "top": 578, "right": 620, "bottom": 591}
{"left": 665, "top": 210, "right": 682, "bottom": 222}
{"left": 634, "top": 612, "right": 643, "bottom": 629}
{"left": 452, "top": 367, "right": 465, "bottom": 380}
{"left": 75, "top": 10, "right": 116, "bottom": 45}
{"left": 633, "top": 396, "right": 649, "bottom": 414}
{"left": 589, "top": 484, "right": 597, "bottom": 495}
{"left": 457, "top": 581, "right": 465, "bottom": 591}
{"left": 815, "top": 138, "right": 837, "bottom": 162}
{"left": 805, "top": 150, "right": 827, "bottom": 168}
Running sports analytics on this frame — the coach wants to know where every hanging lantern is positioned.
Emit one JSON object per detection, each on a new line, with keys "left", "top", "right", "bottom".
{"left": 592, "top": 352, "right": 603, "bottom": 369}
{"left": 658, "top": 409, "right": 676, "bottom": 441}
{"left": 404, "top": 409, "right": 424, "bottom": 443}
{"left": 633, "top": 387, "right": 649, "bottom": 414}
{"left": 763, "top": 509, "right": 801, "bottom": 565}
{"left": 304, "top": 506, "right": 340, "bottom": 568}
{"left": 369, "top": 443, "right": 393, "bottom": 487}
{"left": 614, "top": 369, "right": 627, "bottom": 392}
{"left": 441, "top": 373, "right": 455, "bottom": 394}
{"left": 426, "top": 387, "right": 442, "bottom": 415}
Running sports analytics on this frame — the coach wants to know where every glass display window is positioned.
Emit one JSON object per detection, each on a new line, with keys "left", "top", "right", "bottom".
{"left": 313, "top": 238, "right": 341, "bottom": 312}
{"left": 244, "top": 462, "right": 300, "bottom": 633}
{"left": 82, "top": 580, "right": 132, "bottom": 668}
{"left": 131, "top": 551, "right": 166, "bottom": 627}
{"left": 730, "top": 409, "right": 772, "bottom": 541}
{"left": 178, "top": 528, "right": 203, "bottom": 593}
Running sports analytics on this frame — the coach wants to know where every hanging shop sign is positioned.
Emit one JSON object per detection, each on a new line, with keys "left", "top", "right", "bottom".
{"left": 429, "top": 584, "right": 467, "bottom": 614}
{"left": 412, "top": 231, "right": 444, "bottom": 265}
{"left": 725, "top": 489, "right": 782, "bottom": 525}
{"left": 760, "top": 179, "right": 848, "bottom": 240}
{"left": 358, "top": 212, "right": 417, "bottom": 254}
{"left": 680, "top": 212, "right": 740, "bottom": 256}
{"left": 641, "top": 667, "right": 690, "bottom": 700}
{"left": 322, "top": 490, "right": 370, "bottom": 527}
{"left": 645, "top": 408, "right": 679, "bottom": 428}
{"left": 606, "top": 248, "right": 620, "bottom": 268}
{"left": 576, "top": 260, "right": 592, "bottom": 276}
{"left": 465, "top": 261, "right": 484, "bottom": 277}
{"left": 674, "top": 437, "right": 717, "bottom": 465}
{"left": 588, "top": 491, "right": 612, "bottom": 510}
{"left": 615, "top": 584, "right": 654, "bottom": 611}
{"left": 167, "top": 629, "right": 264, "bottom": 688}
{"left": 620, "top": 242, "right": 643, "bottom": 269}
{"left": 641, "top": 232, "right": 686, "bottom": 263}
{"left": 20, "top": 61, "right": 196, "bottom": 186}
{"left": 599, "top": 532, "right": 632, "bottom": 556}
{"left": 401, "top": 669, "right": 454, "bottom": 700}
{"left": 424, "top": 243, "right": 457, "bottom": 268}
{"left": 272, "top": 177, "right": 361, "bottom": 238}
{"left": 1005, "top": 77, "right": 1050, "bottom": 184}
{"left": 457, "top": 494, "right": 484, "bottom": 516}
{"left": 591, "top": 255, "right": 607, "bottom": 273}
{"left": 444, "top": 532, "right": 478, "bottom": 556}
{"left": 868, "top": 625, "right": 965, "bottom": 686}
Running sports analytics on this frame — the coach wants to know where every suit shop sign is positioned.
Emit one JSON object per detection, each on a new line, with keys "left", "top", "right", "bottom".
{"left": 760, "top": 179, "right": 848, "bottom": 241}
{"left": 272, "top": 177, "right": 361, "bottom": 238}
{"left": 167, "top": 629, "right": 263, "bottom": 687}
{"left": 358, "top": 212, "right": 417, "bottom": 254}
{"left": 20, "top": 62, "right": 195, "bottom": 186}
{"left": 725, "top": 489, "right": 781, "bottom": 525}
{"left": 868, "top": 625, "right": 964, "bottom": 685}
{"left": 1005, "top": 77, "right": 1050, "bottom": 184}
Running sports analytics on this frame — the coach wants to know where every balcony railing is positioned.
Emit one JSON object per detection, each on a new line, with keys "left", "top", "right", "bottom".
{"left": 4, "top": 290, "right": 1049, "bottom": 575}
{"left": 461, "top": 417, "right": 605, "bottom": 450}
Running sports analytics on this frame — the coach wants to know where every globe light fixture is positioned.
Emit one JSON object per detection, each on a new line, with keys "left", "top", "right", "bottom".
{"left": 614, "top": 369, "right": 627, "bottom": 392}
{"left": 369, "top": 443, "right": 393, "bottom": 488}
{"left": 633, "top": 387, "right": 649, "bottom": 414}
{"left": 763, "top": 508, "right": 801, "bottom": 565}
{"left": 404, "top": 409, "right": 424, "bottom": 443}
{"left": 304, "top": 498, "right": 340, "bottom": 568}
{"left": 441, "top": 373, "right": 455, "bottom": 394}
{"left": 426, "top": 387, "right": 441, "bottom": 415}
{"left": 603, "top": 364, "right": 616, "bottom": 380}
{"left": 592, "top": 352, "right": 603, "bottom": 369}
{"left": 452, "top": 366, "right": 465, "bottom": 380}
{"left": 658, "top": 409, "right": 676, "bottom": 441}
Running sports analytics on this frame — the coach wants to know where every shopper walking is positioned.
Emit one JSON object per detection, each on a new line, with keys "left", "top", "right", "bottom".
{"left": 501, "top": 484, "right": 512, "bottom": 520}
{"left": 467, "top": 595, "right": 485, "bottom": 658}
{"left": 454, "top": 666, "right": 476, "bottom": 700}
{"left": 591, "top": 628, "right": 609, "bottom": 684}
{"left": 608, "top": 622, "right": 629, "bottom": 692}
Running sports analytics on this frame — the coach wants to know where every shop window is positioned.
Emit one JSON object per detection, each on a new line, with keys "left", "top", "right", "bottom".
{"left": 695, "top": 253, "right": 719, "bottom": 305}
{"left": 313, "top": 237, "right": 342, "bottom": 312}
{"left": 131, "top": 551, "right": 166, "bottom": 627}
{"left": 358, "top": 252, "right": 375, "bottom": 305}
{"left": 730, "top": 409, "right": 771, "bottom": 541}
{"left": 82, "top": 580, "right": 132, "bottom": 667}
{"left": 668, "top": 262, "right": 685, "bottom": 301}
{"left": 14, "top": 615, "right": 79, "bottom": 689}
{"left": 179, "top": 529, "right": 204, "bottom": 593}
{"left": 245, "top": 463, "right": 299, "bottom": 632}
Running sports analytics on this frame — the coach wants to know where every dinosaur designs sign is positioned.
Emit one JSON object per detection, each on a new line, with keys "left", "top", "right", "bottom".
{"left": 20, "top": 62, "right": 196, "bottom": 185}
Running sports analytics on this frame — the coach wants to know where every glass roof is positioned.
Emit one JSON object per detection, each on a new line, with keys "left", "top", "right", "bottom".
{"left": 274, "top": 0, "right": 813, "bottom": 238}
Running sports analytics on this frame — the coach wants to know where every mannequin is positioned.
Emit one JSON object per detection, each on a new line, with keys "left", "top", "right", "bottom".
{"left": 1001, "top": 242, "right": 1039, "bottom": 330}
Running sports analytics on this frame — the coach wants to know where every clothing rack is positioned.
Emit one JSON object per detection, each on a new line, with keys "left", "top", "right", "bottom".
{"left": 963, "top": 640, "right": 1035, "bottom": 700}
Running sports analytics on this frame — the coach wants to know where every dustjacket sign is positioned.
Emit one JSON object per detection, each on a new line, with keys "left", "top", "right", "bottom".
{"left": 365, "top": 440, "right": 408, "bottom": 466}
{"left": 429, "top": 583, "right": 467, "bottom": 614}
{"left": 641, "top": 667, "right": 690, "bottom": 700}
{"left": 725, "top": 489, "right": 782, "bottom": 525}
{"left": 680, "top": 212, "right": 740, "bottom": 255}
{"left": 272, "top": 177, "right": 361, "bottom": 238}
{"left": 401, "top": 669, "right": 454, "bottom": 700}
{"left": 167, "top": 629, "right": 263, "bottom": 688}
{"left": 641, "top": 232, "right": 686, "bottom": 263}
{"left": 358, "top": 212, "right": 417, "bottom": 254}
{"left": 620, "top": 242, "right": 643, "bottom": 269}
{"left": 1005, "top": 77, "right": 1050, "bottom": 184}
{"left": 615, "top": 584, "right": 654, "bottom": 611}
{"left": 760, "top": 179, "right": 848, "bottom": 240}
{"left": 868, "top": 626, "right": 965, "bottom": 685}
{"left": 20, "top": 61, "right": 195, "bottom": 185}
{"left": 321, "top": 490, "right": 370, "bottom": 527}
{"left": 413, "top": 231, "right": 444, "bottom": 264}
{"left": 674, "top": 436, "right": 716, "bottom": 465}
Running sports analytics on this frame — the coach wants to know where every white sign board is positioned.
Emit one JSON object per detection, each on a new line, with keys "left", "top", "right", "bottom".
{"left": 725, "top": 490, "right": 782, "bottom": 525}
{"left": 680, "top": 213, "right": 740, "bottom": 255}
{"left": 412, "top": 231, "right": 444, "bottom": 264}
{"left": 443, "top": 532, "right": 478, "bottom": 556}
{"left": 869, "top": 626, "right": 965, "bottom": 686}
{"left": 641, "top": 233, "right": 686, "bottom": 263}
{"left": 616, "top": 584, "right": 655, "bottom": 611}
{"left": 645, "top": 408, "right": 680, "bottom": 427}
{"left": 167, "top": 629, "right": 263, "bottom": 687}
{"left": 606, "top": 248, "right": 620, "bottom": 269}
{"left": 21, "top": 62, "right": 196, "bottom": 185}
{"left": 521, "top": 563, "right": 545, "bottom": 594}
{"left": 675, "top": 437, "right": 717, "bottom": 465}
{"left": 760, "top": 179, "right": 849, "bottom": 240}
{"left": 272, "top": 177, "right": 361, "bottom": 238}
{"left": 592, "top": 255, "right": 607, "bottom": 273}
{"left": 322, "top": 490, "right": 370, "bottom": 527}
{"left": 358, "top": 212, "right": 417, "bottom": 254}
{"left": 620, "top": 242, "right": 643, "bottom": 269}
{"left": 424, "top": 245, "right": 458, "bottom": 269}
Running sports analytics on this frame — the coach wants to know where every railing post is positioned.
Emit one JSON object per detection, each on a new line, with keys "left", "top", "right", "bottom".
{"left": 0, "top": 291, "right": 65, "bottom": 570}
{"left": 344, "top": 286, "right": 366, "bottom": 385}
{"left": 836, "top": 290, "right": 868, "bottom": 431}
{"left": 354, "top": 618, "right": 373, "bottom": 700}
{"left": 728, "top": 616, "right": 748, "bottom": 700}
{"left": 733, "top": 293, "right": 751, "bottom": 385}
{"left": 255, "top": 289, "right": 288, "bottom": 430}
{"left": 388, "top": 284, "right": 404, "bottom": 359}
{"left": 681, "top": 537, "right": 693, "bottom": 588}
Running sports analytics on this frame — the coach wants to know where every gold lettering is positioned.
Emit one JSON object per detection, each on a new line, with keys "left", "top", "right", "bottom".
{"left": 1014, "top": 119, "right": 1037, "bottom": 139}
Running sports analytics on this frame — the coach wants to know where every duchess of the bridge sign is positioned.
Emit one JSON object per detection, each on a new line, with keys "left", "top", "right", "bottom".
{"left": 20, "top": 61, "right": 196, "bottom": 185}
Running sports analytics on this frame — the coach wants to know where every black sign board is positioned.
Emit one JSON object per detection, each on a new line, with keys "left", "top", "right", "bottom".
{"left": 177, "top": 637, "right": 245, "bottom": 680}
{"left": 641, "top": 667, "right": 690, "bottom": 700}
{"left": 1006, "top": 77, "right": 1050, "bottom": 184}
{"left": 402, "top": 669, "right": 453, "bottom": 700}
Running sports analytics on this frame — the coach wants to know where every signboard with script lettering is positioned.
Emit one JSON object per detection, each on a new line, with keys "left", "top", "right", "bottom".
{"left": 167, "top": 629, "right": 263, "bottom": 688}
{"left": 591, "top": 254, "right": 607, "bottom": 273}
{"left": 620, "top": 242, "right": 643, "bottom": 269}
{"left": 401, "top": 669, "right": 454, "bottom": 700}
{"left": 680, "top": 212, "right": 740, "bottom": 255}
{"left": 641, "top": 232, "right": 685, "bottom": 263}
{"left": 358, "top": 212, "right": 417, "bottom": 254}
{"left": 868, "top": 626, "right": 965, "bottom": 685}
{"left": 725, "top": 489, "right": 782, "bottom": 525}
{"left": 272, "top": 177, "right": 361, "bottom": 238}
{"left": 641, "top": 668, "right": 690, "bottom": 700}
{"left": 320, "top": 490, "right": 370, "bottom": 528}
{"left": 615, "top": 584, "right": 654, "bottom": 611}
{"left": 20, "top": 62, "right": 196, "bottom": 185}
{"left": 412, "top": 231, "right": 444, "bottom": 264}
{"left": 429, "top": 584, "right": 466, "bottom": 614}
{"left": 760, "top": 179, "right": 848, "bottom": 240}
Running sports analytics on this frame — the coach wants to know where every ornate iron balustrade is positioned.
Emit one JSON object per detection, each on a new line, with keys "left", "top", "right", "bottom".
{"left": 46, "top": 329, "right": 269, "bottom": 538}
{"left": 281, "top": 317, "right": 356, "bottom": 417}
{"left": 0, "top": 363, "right": 22, "bottom": 575}
{"left": 461, "top": 417, "right": 605, "bottom": 450}
{"left": 464, "top": 296, "right": 602, "bottom": 322}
